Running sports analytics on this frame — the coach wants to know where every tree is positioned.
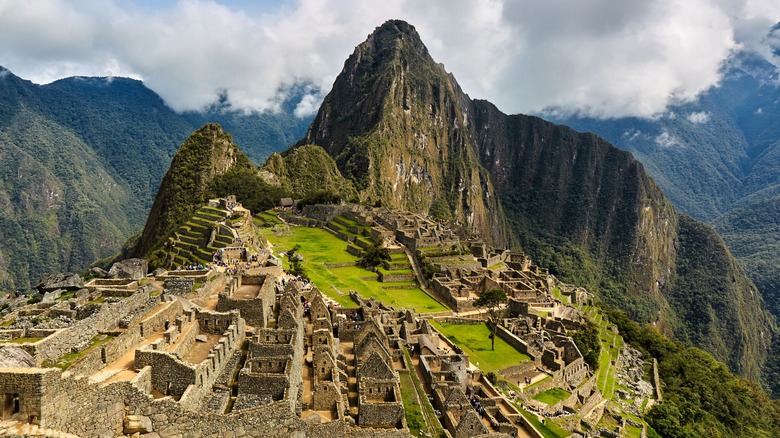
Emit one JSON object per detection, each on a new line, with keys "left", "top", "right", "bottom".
{"left": 358, "top": 242, "right": 391, "bottom": 269}
{"left": 474, "top": 289, "right": 507, "bottom": 351}
{"left": 286, "top": 244, "right": 307, "bottom": 280}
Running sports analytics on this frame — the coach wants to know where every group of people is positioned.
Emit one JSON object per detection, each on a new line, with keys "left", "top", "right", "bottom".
{"left": 468, "top": 393, "right": 487, "bottom": 418}
{"left": 177, "top": 264, "right": 205, "bottom": 271}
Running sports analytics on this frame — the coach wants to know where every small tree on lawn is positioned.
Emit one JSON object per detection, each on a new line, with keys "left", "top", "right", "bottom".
{"left": 286, "top": 244, "right": 307, "bottom": 280}
{"left": 358, "top": 242, "right": 391, "bottom": 270}
{"left": 474, "top": 288, "right": 507, "bottom": 351}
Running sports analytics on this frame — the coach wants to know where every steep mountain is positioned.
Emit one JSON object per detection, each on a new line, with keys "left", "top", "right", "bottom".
{"left": 132, "top": 123, "right": 254, "bottom": 262}
{"left": 301, "top": 20, "right": 509, "bottom": 246}
{"left": 262, "top": 144, "right": 357, "bottom": 200}
{"left": 549, "top": 47, "right": 780, "bottom": 388}
{"left": 295, "top": 20, "right": 774, "bottom": 382}
{"left": 0, "top": 67, "right": 310, "bottom": 290}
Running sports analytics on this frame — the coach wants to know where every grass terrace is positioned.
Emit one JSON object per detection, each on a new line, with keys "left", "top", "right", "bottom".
{"left": 430, "top": 320, "right": 532, "bottom": 372}
{"left": 43, "top": 333, "right": 116, "bottom": 370}
{"left": 533, "top": 388, "right": 571, "bottom": 406}
{"left": 259, "top": 221, "right": 447, "bottom": 313}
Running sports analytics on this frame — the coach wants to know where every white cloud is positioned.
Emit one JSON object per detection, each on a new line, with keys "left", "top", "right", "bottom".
{"left": 0, "top": 0, "right": 777, "bottom": 118}
{"left": 655, "top": 130, "right": 683, "bottom": 148}
{"left": 687, "top": 111, "right": 711, "bottom": 123}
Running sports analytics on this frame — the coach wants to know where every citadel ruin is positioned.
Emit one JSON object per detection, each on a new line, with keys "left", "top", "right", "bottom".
{"left": 0, "top": 199, "right": 657, "bottom": 437}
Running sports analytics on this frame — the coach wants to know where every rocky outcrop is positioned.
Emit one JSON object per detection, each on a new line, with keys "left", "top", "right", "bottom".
{"left": 0, "top": 346, "right": 35, "bottom": 368}
{"left": 301, "top": 20, "right": 509, "bottom": 246}
{"left": 108, "top": 258, "right": 148, "bottom": 280}
{"left": 297, "top": 19, "right": 773, "bottom": 382}
{"left": 37, "top": 273, "right": 83, "bottom": 293}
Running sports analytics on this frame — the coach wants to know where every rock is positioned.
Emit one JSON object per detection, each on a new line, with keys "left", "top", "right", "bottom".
{"left": 152, "top": 268, "right": 167, "bottom": 277}
{"left": 89, "top": 266, "right": 110, "bottom": 278}
{"left": 75, "top": 288, "right": 91, "bottom": 299}
{"left": 37, "top": 273, "right": 84, "bottom": 293}
{"left": 109, "top": 258, "right": 149, "bottom": 280}
{"left": 196, "top": 335, "right": 208, "bottom": 343}
{"left": 124, "top": 415, "right": 153, "bottom": 434}
{"left": 41, "top": 289, "right": 64, "bottom": 302}
{"left": 0, "top": 346, "right": 36, "bottom": 367}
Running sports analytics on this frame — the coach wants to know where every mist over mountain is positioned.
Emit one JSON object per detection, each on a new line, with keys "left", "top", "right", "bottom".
{"left": 550, "top": 38, "right": 780, "bottom": 392}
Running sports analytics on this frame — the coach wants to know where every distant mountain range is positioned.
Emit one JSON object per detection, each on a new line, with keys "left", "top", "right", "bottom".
{"left": 0, "top": 67, "right": 311, "bottom": 290}
{"left": 550, "top": 48, "right": 780, "bottom": 355}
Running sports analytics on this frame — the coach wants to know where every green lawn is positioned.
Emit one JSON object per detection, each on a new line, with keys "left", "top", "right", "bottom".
{"left": 260, "top": 224, "right": 447, "bottom": 313}
{"left": 430, "top": 321, "right": 532, "bottom": 372}
{"left": 517, "top": 404, "right": 569, "bottom": 438}
{"left": 402, "top": 349, "right": 445, "bottom": 437}
{"left": 533, "top": 388, "right": 571, "bottom": 406}
{"left": 399, "top": 371, "right": 426, "bottom": 436}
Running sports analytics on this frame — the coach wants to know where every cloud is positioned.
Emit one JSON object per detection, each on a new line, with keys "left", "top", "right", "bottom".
{"left": 687, "top": 111, "right": 711, "bottom": 123}
{"left": 0, "top": 0, "right": 777, "bottom": 118}
{"left": 655, "top": 130, "right": 683, "bottom": 148}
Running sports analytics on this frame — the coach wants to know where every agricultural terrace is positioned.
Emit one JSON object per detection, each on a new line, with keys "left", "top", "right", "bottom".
{"left": 258, "top": 217, "right": 447, "bottom": 313}
{"left": 430, "top": 320, "right": 532, "bottom": 372}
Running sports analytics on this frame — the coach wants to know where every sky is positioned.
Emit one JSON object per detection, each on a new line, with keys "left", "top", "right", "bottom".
{"left": 0, "top": 0, "right": 779, "bottom": 119}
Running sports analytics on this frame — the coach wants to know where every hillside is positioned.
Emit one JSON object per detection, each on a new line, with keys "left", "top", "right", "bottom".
{"left": 549, "top": 48, "right": 780, "bottom": 389}
{"left": 132, "top": 123, "right": 255, "bottom": 262}
{"left": 289, "top": 20, "right": 775, "bottom": 384}
{"left": 301, "top": 21, "right": 509, "bottom": 246}
{"left": 0, "top": 67, "right": 310, "bottom": 290}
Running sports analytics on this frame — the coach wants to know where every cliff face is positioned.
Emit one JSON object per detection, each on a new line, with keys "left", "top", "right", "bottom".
{"left": 303, "top": 20, "right": 509, "bottom": 246}
{"left": 467, "top": 100, "right": 771, "bottom": 379}
{"left": 133, "top": 123, "right": 253, "bottom": 259}
{"left": 297, "top": 20, "right": 773, "bottom": 381}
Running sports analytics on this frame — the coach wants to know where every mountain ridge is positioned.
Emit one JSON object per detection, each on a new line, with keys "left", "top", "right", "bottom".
{"left": 287, "top": 19, "right": 774, "bottom": 383}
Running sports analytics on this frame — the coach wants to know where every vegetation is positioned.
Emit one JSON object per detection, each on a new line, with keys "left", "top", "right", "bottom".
{"left": 430, "top": 321, "right": 532, "bottom": 372}
{"left": 259, "top": 221, "right": 445, "bottom": 312}
{"left": 573, "top": 319, "right": 601, "bottom": 370}
{"left": 358, "top": 242, "right": 391, "bottom": 269}
{"left": 474, "top": 289, "right": 507, "bottom": 351}
{"left": 605, "top": 307, "right": 780, "bottom": 438}
{"left": 285, "top": 244, "right": 307, "bottom": 280}
{"left": 43, "top": 333, "right": 116, "bottom": 370}
{"left": 132, "top": 123, "right": 256, "bottom": 261}
{"left": 0, "top": 69, "right": 309, "bottom": 291}
{"left": 208, "top": 167, "right": 287, "bottom": 213}
{"left": 533, "top": 388, "right": 571, "bottom": 406}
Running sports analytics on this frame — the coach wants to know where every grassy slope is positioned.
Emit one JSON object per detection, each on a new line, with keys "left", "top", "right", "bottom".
{"left": 259, "top": 221, "right": 446, "bottom": 313}
{"left": 430, "top": 320, "right": 532, "bottom": 372}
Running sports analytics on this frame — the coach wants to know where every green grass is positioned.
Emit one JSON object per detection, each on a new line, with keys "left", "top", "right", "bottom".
{"left": 43, "top": 333, "right": 116, "bottom": 370}
{"left": 5, "top": 337, "right": 44, "bottom": 344}
{"left": 533, "top": 388, "right": 571, "bottom": 406}
{"left": 399, "top": 371, "right": 426, "bottom": 436}
{"left": 430, "top": 321, "right": 532, "bottom": 372}
{"left": 260, "top": 225, "right": 447, "bottom": 313}
{"left": 402, "top": 349, "right": 445, "bottom": 438}
{"left": 517, "top": 405, "right": 569, "bottom": 438}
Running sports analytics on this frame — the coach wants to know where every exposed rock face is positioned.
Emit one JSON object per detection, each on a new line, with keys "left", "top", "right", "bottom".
{"left": 109, "top": 258, "right": 148, "bottom": 280}
{"left": 0, "top": 346, "right": 35, "bottom": 368}
{"left": 302, "top": 20, "right": 509, "bottom": 246}
{"left": 37, "top": 273, "right": 83, "bottom": 292}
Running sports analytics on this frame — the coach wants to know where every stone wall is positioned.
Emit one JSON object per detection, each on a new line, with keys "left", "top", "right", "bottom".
{"left": 33, "top": 288, "right": 152, "bottom": 366}
{"left": 0, "top": 365, "right": 414, "bottom": 438}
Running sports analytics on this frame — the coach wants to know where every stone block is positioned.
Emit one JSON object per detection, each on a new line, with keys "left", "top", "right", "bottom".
{"left": 124, "top": 415, "right": 153, "bottom": 434}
